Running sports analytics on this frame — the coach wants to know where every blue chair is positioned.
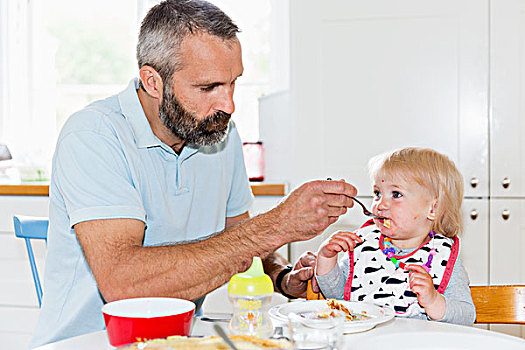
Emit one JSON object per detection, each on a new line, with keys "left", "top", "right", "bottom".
{"left": 13, "top": 215, "right": 49, "bottom": 307}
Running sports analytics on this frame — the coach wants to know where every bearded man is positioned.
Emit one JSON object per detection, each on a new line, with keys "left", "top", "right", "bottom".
{"left": 30, "top": 0, "right": 356, "bottom": 347}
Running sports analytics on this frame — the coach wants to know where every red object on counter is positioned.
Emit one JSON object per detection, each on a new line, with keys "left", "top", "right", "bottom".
{"left": 102, "top": 297, "right": 195, "bottom": 347}
{"left": 242, "top": 141, "right": 265, "bottom": 182}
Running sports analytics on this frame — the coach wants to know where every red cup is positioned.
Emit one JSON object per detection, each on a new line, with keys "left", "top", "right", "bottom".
{"left": 102, "top": 297, "right": 195, "bottom": 347}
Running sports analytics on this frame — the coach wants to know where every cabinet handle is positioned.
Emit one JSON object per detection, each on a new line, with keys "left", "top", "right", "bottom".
{"left": 470, "top": 178, "right": 479, "bottom": 188}
{"left": 469, "top": 209, "right": 478, "bottom": 220}
{"left": 502, "top": 177, "right": 510, "bottom": 189}
{"left": 502, "top": 209, "right": 510, "bottom": 221}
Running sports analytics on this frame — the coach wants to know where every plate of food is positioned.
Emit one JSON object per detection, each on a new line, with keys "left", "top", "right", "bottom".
{"left": 269, "top": 299, "right": 394, "bottom": 333}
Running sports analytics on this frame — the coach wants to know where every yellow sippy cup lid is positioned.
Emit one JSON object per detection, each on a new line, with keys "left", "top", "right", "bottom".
{"left": 228, "top": 257, "right": 274, "bottom": 296}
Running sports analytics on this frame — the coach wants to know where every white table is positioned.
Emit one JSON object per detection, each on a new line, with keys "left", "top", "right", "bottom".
{"left": 35, "top": 317, "right": 525, "bottom": 349}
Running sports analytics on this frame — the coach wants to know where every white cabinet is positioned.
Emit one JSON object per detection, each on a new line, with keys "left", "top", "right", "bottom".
{"left": 274, "top": 0, "right": 524, "bottom": 337}
{"left": 287, "top": 0, "right": 489, "bottom": 198}
{"left": 489, "top": 199, "right": 525, "bottom": 337}
{"left": 489, "top": 199, "right": 525, "bottom": 285}
{"left": 490, "top": 0, "right": 525, "bottom": 198}
{"left": 286, "top": 0, "right": 492, "bottom": 283}
{"left": 461, "top": 199, "right": 489, "bottom": 285}
{"left": 486, "top": 0, "right": 525, "bottom": 337}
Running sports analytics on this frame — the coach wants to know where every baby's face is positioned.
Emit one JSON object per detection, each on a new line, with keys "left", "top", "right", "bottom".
{"left": 371, "top": 172, "right": 436, "bottom": 248}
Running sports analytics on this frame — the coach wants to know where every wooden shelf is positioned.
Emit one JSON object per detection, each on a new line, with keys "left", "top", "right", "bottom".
{"left": 249, "top": 183, "right": 286, "bottom": 196}
{"left": 0, "top": 183, "right": 286, "bottom": 197}
{"left": 0, "top": 184, "right": 49, "bottom": 196}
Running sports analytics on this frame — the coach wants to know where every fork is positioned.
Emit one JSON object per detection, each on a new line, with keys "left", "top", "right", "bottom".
{"left": 326, "top": 178, "right": 385, "bottom": 220}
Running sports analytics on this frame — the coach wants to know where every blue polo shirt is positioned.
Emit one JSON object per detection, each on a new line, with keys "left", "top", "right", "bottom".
{"left": 31, "top": 78, "right": 254, "bottom": 347}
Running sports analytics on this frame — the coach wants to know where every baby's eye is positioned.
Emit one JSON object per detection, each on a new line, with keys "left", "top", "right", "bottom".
{"left": 392, "top": 191, "right": 403, "bottom": 198}
{"left": 373, "top": 190, "right": 382, "bottom": 199}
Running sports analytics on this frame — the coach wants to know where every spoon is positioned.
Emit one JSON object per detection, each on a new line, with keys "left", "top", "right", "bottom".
{"left": 200, "top": 316, "right": 231, "bottom": 322}
{"left": 350, "top": 196, "right": 387, "bottom": 220}
{"left": 326, "top": 178, "right": 386, "bottom": 220}
{"left": 213, "top": 324, "right": 239, "bottom": 350}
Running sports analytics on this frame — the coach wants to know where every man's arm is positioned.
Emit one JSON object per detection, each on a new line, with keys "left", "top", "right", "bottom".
{"left": 226, "top": 211, "right": 309, "bottom": 296}
{"left": 75, "top": 180, "right": 356, "bottom": 302}
{"left": 75, "top": 212, "right": 277, "bottom": 303}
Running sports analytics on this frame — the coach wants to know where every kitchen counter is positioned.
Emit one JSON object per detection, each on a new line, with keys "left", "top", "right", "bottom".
{"left": 0, "top": 183, "right": 286, "bottom": 196}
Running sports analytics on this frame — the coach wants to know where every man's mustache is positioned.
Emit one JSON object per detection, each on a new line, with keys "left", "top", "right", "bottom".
{"left": 201, "top": 111, "right": 231, "bottom": 131}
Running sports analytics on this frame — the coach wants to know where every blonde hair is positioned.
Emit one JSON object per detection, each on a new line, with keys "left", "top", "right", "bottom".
{"left": 368, "top": 147, "right": 464, "bottom": 238}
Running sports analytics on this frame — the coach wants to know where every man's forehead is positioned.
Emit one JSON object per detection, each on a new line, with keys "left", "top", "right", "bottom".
{"left": 176, "top": 33, "right": 243, "bottom": 79}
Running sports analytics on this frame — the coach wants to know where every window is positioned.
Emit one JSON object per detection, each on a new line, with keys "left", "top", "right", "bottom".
{"left": 0, "top": 0, "right": 286, "bottom": 182}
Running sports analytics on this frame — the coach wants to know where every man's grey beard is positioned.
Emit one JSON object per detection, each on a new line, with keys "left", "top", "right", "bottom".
{"left": 159, "top": 83, "right": 231, "bottom": 147}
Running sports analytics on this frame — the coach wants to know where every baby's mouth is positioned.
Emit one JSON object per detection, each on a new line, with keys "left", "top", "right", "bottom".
{"left": 378, "top": 217, "right": 392, "bottom": 228}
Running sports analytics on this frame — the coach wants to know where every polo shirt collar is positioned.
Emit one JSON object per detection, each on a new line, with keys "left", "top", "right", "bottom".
{"left": 118, "top": 78, "right": 200, "bottom": 159}
{"left": 119, "top": 78, "right": 162, "bottom": 149}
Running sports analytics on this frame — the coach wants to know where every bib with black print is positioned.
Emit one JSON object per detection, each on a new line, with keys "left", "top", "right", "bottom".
{"left": 343, "top": 220, "right": 459, "bottom": 318}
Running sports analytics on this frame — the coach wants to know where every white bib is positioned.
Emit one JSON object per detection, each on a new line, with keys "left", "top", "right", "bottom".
{"left": 343, "top": 220, "right": 459, "bottom": 318}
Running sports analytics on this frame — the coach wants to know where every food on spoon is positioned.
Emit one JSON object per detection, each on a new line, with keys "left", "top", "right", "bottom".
{"left": 383, "top": 219, "right": 391, "bottom": 228}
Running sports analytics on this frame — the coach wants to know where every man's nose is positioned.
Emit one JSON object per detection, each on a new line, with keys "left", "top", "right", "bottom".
{"left": 215, "top": 87, "right": 235, "bottom": 115}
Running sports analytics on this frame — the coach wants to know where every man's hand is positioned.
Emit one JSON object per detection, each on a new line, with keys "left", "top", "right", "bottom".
{"left": 273, "top": 179, "right": 357, "bottom": 244}
{"left": 282, "top": 251, "right": 318, "bottom": 298}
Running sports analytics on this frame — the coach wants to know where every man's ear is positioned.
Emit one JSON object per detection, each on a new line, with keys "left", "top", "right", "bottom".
{"left": 427, "top": 199, "right": 438, "bottom": 221}
{"left": 139, "top": 66, "right": 163, "bottom": 99}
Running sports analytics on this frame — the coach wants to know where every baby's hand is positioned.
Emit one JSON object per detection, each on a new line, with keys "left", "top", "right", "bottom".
{"left": 318, "top": 231, "right": 362, "bottom": 259}
{"left": 407, "top": 264, "right": 446, "bottom": 320}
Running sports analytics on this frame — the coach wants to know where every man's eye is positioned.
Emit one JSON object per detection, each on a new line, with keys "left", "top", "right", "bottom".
{"left": 200, "top": 85, "right": 216, "bottom": 92}
{"left": 392, "top": 191, "right": 402, "bottom": 198}
{"left": 373, "top": 190, "right": 381, "bottom": 199}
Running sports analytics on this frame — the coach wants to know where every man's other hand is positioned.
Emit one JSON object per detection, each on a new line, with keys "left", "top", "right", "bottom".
{"left": 283, "top": 251, "right": 318, "bottom": 298}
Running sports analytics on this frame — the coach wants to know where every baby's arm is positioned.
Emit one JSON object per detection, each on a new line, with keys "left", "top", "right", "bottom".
{"left": 408, "top": 257, "right": 476, "bottom": 325}
{"left": 316, "top": 231, "right": 362, "bottom": 276}
{"left": 438, "top": 258, "right": 476, "bottom": 325}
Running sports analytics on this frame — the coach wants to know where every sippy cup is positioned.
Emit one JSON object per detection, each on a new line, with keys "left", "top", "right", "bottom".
{"left": 228, "top": 256, "right": 273, "bottom": 337}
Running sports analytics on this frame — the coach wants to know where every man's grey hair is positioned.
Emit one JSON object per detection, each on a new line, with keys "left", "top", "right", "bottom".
{"left": 137, "top": 0, "right": 240, "bottom": 84}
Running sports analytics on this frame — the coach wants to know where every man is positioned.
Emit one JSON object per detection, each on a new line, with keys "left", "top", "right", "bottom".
{"left": 30, "top": 0, "right": 356, "bottom": 347}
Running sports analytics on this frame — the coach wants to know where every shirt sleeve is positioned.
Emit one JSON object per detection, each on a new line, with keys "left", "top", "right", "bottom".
{"left": 53, "top": 128, "right": 146, "bottom": 227}
{"left": 316, "top": 254, "right": 349, "bottom": 299}
{"left": 225, "top": 123, "right": 254, "bottom": 217}
{"left": 437, "top": 257, "right": 477, "bottom": 326}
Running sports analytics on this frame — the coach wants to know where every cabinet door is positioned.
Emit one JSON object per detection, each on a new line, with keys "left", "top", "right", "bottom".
{"left": 289, "top": 0, "right": 488, "bottom": 197}
{"left": 461, "top": 199, "right": 489, "bottom": 285}
{"left": 490, "top": 0, "right": 525, "bottom": 197}
{"left": 489, "top": 199, "right": 525, "bottom": 284}
{"left": 489, "top": 199, "right": 525, "bottom": 337}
